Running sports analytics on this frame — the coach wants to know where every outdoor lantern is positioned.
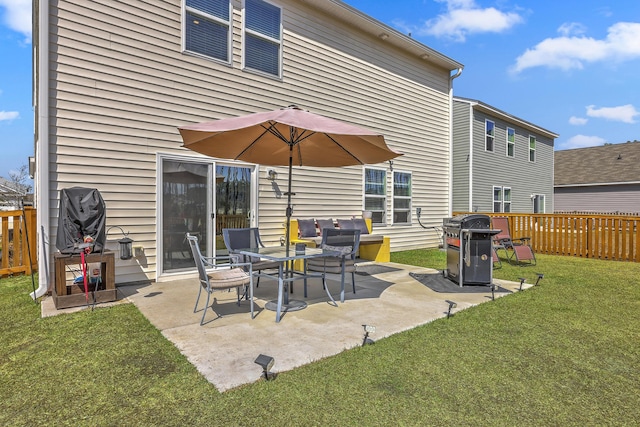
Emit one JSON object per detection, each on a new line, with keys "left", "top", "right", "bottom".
{"left": 362, "top": 324, "right": 376, "bottom": 346}
{"left": 518, "top": 277, "right": 526, "bottom": 291}
{"left": 118, "top": 236, "right": 133, "bottom": 260}
{"left": 254, "top": 354, "right": 276, "bottom": 381}
{"left": 445, "top": 300, "right": 457, "bottom": 319}
{"left": 106, "top": 226, "right": 134, "bottom": 260}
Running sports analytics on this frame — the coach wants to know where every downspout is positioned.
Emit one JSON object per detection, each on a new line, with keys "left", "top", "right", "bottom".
{"left": 448, "top": 68, "right": 463, "bottom": 217}
{"left": 31, "top": 0, "right": 50, "bottom": 300}
{"left": 468, "top": 101, "right": 474, "bottom": 212}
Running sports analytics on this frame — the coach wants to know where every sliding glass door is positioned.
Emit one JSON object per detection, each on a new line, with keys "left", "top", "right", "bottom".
{"left": 159, "top": 157, "right": 255, "bottom": 274}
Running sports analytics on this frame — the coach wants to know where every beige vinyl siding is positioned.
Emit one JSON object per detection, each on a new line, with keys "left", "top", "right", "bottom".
{"left": 47, "top": 0, "right": 454, "bottom": 283}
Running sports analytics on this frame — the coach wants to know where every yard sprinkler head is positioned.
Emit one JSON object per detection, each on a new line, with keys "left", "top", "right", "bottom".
{"left": 254, "top": 354, "right": 277, "bottom": 381}
{"left": 535, "top": 273, "right": 544, "bottom": 286}
{"left": 445, "top": 300, "right": 457, "bottom": 319}
{"left": 362, "top": 325, "right": 376, "bottom": 346}
{"left": 518, "top": 277, "right": 526, "bottom": 291}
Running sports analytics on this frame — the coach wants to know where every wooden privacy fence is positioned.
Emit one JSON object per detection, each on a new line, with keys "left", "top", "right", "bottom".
{"left": 454, "top": 212, "right": 640, "bottom": 263}
{"left": 0, "top": 207, "right": 37, "bottom": 277}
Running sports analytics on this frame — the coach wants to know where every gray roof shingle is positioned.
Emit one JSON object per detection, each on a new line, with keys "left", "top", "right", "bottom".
{"left": 554, "top": 141, "right": 640, "bottom": 186}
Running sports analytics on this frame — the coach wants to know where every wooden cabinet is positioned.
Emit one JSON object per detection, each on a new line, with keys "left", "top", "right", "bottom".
{"left": 53, "top": 251, "right": 116, "bottom": 309}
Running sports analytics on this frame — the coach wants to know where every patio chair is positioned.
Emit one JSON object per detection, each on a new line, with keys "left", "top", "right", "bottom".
{"left": 491, "top": 217, "right": 536, "bottom": 266}
{"left": 492, "top": 245, "right": 502, "bottom": 269}
{"left": 186, "top": 233, "right": 254, "bottom": 325}
{"left": 305, "top": 228, "right": 361, "bottom": 303}
{"left": 222, "top": 228, "right": 280, "bottom": 287}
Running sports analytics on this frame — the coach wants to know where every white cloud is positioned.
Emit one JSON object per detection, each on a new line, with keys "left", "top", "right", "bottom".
{"left": 560, "top": 135, "right": 607, "bottom": 150}
{"left": 0, "top": 111, "right": 19, "bottom": 121}
{"left": 569, "top": 116, "right": 588, "bottom": 125}
{"left": 0, "top": 0, "right": 31, "bottom": 42}
{"left": 586, "top": 104, "right": 639, "bottom": 123}
{"left": 511, "top": 22, "right": 640, "bottom": 73}
{"left": 558, "top": 22, "right": 587, "bottom": 37}
{"left": 419, "top": 0, "right": 524, "bottom": 42}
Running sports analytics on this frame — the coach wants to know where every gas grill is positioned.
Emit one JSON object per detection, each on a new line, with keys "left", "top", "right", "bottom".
{"left": 443, "top": 214, "right": 500, "bottom": 286}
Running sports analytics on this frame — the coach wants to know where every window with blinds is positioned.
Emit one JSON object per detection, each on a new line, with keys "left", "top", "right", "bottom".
{"left": 393, "top": 171, "right": 412, "bottom": 224}
{"left": 244, "top": 0, "right": 282, "bottom": 77}
{"left": 364, "top": 168, "right": 387, "bottom": 225}
{"left": 184, "top": 0, "right": 231, "bottom": 62}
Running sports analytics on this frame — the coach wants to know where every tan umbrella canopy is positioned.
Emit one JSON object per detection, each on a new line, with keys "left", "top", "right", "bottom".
{"left": 178, "top": 105, "right": 402, "bottom": 249}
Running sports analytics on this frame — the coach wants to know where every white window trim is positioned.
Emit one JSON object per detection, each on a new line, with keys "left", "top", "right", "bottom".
{"left": 503, "top": 187, "right": 512, "bottom": 213}
{"left": 485, "top": 119, "right": 495, "bottom": 152}
{"left": 182, "top": 0, "right": 232, "bottom": 65}
{"left": 529, "top": 135, "right": 536, "bottom": 163}
{"left": 242, "top": 0, "right": 283, "bottom": 79}
{"left": 493, "top": 185, "right": 511, "bottom": 213}
{"left": 392, "top": 170, "right": 412, "bottom": 225}
{"left": 506, "top": 127, "right": 515, "bottom": 158}
{"left": 493, "top": 185, "right": 502, "bottom": 213}
{"left": 532, "top": 194, "right": 545, "bottom": 213}
{"left": 363, "top": 167, "right": 387, "bottom": 226}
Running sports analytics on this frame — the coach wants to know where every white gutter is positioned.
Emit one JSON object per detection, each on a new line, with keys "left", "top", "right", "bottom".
{"left": 31, "top": 0, "right": 50, "bottom": 300}
{"left": 555, "top": 181, "right": 640, "bottom": 188}
{"left": 448, "top": 68, "right": 463, "bottom": 217}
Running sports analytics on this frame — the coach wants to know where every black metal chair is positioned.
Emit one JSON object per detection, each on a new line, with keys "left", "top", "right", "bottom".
{"left": 186, "top": 233, "right": 254, "bottom": 325}
{"left": 305, "top": 228, "right": 361, "bottom": 303}
{"left": 222, "top": 228, "right": 280, "bottom": 287}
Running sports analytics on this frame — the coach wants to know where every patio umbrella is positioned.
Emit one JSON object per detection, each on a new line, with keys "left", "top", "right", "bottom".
{"left": 178, "top": 105, "right": 402, "bottom": 250}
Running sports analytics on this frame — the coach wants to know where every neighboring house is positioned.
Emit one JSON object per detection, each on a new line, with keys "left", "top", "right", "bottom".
{"left": 33, "top": 0, "right": 464, "bottom": 291}
{"left": 0, "top": 178, "right": 31, "bottom": 210}
{"left": 451, "top": 97, "right": 558, "bottom": 214}
{"left": 554, "top": 141, "right": 640, "bottom": 214}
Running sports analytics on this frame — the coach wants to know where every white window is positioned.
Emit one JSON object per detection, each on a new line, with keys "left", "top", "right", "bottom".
{"left": 392, "top": 171, "right": 411, "bottom": 224}
{"left": 184, "top": 0, "right": 231, "bottom": 62}
{"left": 529, "top": 135, "right": 536, "bottom": 162}
{"left": 364, "top": 168, "right": 386, "bottom": 225}
{"left": 506, "top": 127, "right": 515, "bottom": 157}
{"left": 485, "top": 120, "right": 495, "bottom": 152}
{"left": 244, "top": 0, "right": 282, "bottom": 77}
{"left": 493, "top": 186, "right": 511, "bottom": 213}
{"left": 532, "top": 194, "right": 545, "bottom": 213}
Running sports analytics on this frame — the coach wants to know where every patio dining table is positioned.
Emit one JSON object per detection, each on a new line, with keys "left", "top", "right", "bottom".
{"left": 232, "top": 246, "right": 340, "bottom": 322}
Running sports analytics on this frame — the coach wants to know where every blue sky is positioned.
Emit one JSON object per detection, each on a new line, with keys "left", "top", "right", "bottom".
{"left": 1, "top": 1, "right": 640, "bottom": 179}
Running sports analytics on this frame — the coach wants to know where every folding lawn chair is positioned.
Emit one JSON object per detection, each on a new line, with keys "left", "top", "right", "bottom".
{"left": 491, "top": 217, "right": 536, "bottom": 266}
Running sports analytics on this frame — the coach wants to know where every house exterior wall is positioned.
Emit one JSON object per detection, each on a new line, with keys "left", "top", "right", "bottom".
{"left": 451, "top": 101, "right": 470, "bottom": 212}
{"left": 554, "top": 184, "right": 640, "bottom": 214}
{"left": 452, "top": 99, "right": 555, "bottom": 214}
{"left": 37, "top": 0, "right": 459, "bottom": 283}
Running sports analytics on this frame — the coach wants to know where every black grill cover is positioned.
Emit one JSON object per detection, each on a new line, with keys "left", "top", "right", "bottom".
{"left": 56, "top": 187, "right": 106, "bottom": 254}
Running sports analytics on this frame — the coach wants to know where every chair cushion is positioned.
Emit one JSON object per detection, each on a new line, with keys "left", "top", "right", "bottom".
{"left": 352, "top": 218, "right": 369, "bottom": 234}
{"left": 316, "top": 219, "right": 335, "bottom": 234}
{"left": 208, "top": 268, "right": 251, "bottom": 288}
{"left": 322, "top": 244, "right": 353, "bottom": 256}
{"left": 297, "top": 218, "right": 317, "bottom": 238}
{"left": 337, "top": 218, "right": 355, "bottom": 230}
{"left": 307, "top": 257, "right": 355, "bottom": 273}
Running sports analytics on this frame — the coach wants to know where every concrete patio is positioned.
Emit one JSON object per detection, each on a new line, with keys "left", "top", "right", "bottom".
{"left": 42, "top": 262, "right": 528, "bottom": 392}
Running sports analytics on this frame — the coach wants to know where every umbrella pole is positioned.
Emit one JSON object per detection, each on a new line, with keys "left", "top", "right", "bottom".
{"left": 284, "top": 146, "right": 293, "bottom": 293}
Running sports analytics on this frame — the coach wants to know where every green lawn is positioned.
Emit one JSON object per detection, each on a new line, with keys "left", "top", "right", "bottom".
{"left": 1, "top": 251, "right": 639, "bottom": 426}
